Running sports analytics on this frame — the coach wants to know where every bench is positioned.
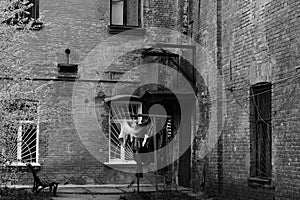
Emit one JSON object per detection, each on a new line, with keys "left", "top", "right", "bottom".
{"left": 27, "top": 164, "right": 59, "bottom": 196}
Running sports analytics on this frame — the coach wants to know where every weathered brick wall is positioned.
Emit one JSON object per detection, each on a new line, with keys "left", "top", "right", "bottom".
{"left": 19, "top": 0, "right": 188, "bottom": 185}
{"left": 28, "top": 0, "right": 110, "bottom": 77}
{"left": 196, "top": 0, "right": 300, "bottom": 199}
{"left": 190, "top": 0, "right": 222, "bottom": 195}
{"left": 21, "top": 0, "right": 129, "bottom": 185}
{"left": 144, "top": 0, "right": 179, "bottom": 29}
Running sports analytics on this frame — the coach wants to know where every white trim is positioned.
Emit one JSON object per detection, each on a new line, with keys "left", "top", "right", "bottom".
{"left": 36, "top": 108, "right": 39, "bottom": 164}
{"left": 120, "top": 145, "right": 125, "bottom": 160}
{"left": 17, "top": 125, "right": 22, "bottom": 161}
{"left": 108, "top": 108, "right": 112, "bottom": 162}
{"left": 105, "top": 160, "right": 137, "bottom": 165}
{"left": 8, "top": 162, "right": 40, "bottom": 167}
{"left": 141, "top": 0, "right": 144, "bottom": 27}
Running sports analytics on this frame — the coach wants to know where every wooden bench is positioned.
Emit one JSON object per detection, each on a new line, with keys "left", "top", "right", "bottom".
{"left": 27, "top": 164, "right": 59, "bottom": 196}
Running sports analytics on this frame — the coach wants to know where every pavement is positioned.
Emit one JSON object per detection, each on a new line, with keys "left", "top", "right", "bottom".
{"left": 51, "top": 194, "right": 120, "bottom": 200}
{"left": 10, "top": 184, "right": 207, "bottom": 200}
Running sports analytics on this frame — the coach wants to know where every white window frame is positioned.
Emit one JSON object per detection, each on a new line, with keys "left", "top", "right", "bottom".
{"left": 108, "top": 101, "right": 142, "bottom": 164}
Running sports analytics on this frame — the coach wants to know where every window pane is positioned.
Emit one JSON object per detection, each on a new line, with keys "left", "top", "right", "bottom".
{"left": 111, "top": 0, "right": 124, "bottom": 25}
{"left": 126, "top": 0, "right": 139, "bottom": 26}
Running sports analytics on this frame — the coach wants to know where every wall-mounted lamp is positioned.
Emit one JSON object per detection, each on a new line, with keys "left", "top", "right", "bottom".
{"left": 57, "top": 48, "right": 78, "bottom": 79}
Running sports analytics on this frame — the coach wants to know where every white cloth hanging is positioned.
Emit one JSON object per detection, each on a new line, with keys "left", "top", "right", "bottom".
{"left": 118, "top": 118, "right": 153, "bottom": 147}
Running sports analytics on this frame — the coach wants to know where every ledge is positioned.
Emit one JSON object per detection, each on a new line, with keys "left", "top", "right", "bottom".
{"left": 104, "top": 161, "right": 137, "bottom": 167}
{"left": 5, "top": 162, "right": 40, "bottom": 167}
{"left": 248, "top": 177, "right": 275, "bottom": 189}
{"left": 58, "top": 64, "right": 78, "bottom": 74}
{"left": 57, "top": 63, "right": 78, "bottom": 79}
{"left": 1, "top": 162, "right": 40, "bottom": 172}
{"left": 108, "top": 25, "right": 145, "bottom": 35}
{"left": 2, "top": 19, "right": 44, "bottom": 31}
{"left": 29, "top": 21, "right": 44, "bottom": 31}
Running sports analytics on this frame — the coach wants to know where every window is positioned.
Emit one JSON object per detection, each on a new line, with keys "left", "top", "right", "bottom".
{"left": 3, "top": 0, "right": 41, "bottom": 29}
{"left": 108, "top": 101, "right": 142, "bottom": 163}
{"left": 26, "top": 0, "right": 39, "bottom": 20}
{"left": 0, "top": 100, "right": 39, "bottom": 166}
{"left": 109, "top": 0, "right": 142, "bottom": 33}
{"left": 2, "top": 122, "right": 38, "bottom": 165}
{"left": 250, "top": 83, "right": 272, "bottom": 180}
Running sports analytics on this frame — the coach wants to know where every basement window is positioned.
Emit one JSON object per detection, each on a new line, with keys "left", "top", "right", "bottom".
{"left": 109, "top": 0, "right": 143, "bottom": 34}
{"left": 249, "top": 83, "right": 272, "bottom": 183}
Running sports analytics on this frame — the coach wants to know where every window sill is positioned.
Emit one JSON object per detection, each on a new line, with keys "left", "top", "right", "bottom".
{"left": 1, "top": 162, "right": 40, "bottom": 171}
{"left": 7, "top": 21, "right": 44, "bottom": 31}
{"left": 29, "top": 21, "right": 44, "bottom": 31}
{"left": 105, "top": 161, "right": 137, "bottom": 166}
{"left": 108, "top": 25, "right": 145, "bottom": 35}
{"left": 5, "top": 162, "right": 40, "bottom": 167}
{"left": 248, "top": 177, "right": 274, "bottom": 189}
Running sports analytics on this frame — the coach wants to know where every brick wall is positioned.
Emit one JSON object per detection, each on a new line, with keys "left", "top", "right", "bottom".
{"left": 190, "top": 0, "right": 222, "bottom": 195}
{"left": 18, "top": 0, "right": 188, "bottom": 185}
{"left": 144, "top": 0, "right": 179, "bottom": 29}
{"left": 192, "top": 0, "right": 300, "bottom": 199}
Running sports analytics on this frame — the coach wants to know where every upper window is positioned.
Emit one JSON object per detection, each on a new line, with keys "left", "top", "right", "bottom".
{"left": 0, "top": 99, "right": 39, "bottom": 166}
{"left": 3, "top": 0, "right": 41, "bottom": 30}
{"left": 109, "top": 0, "right": 142, "bottom": 33}
{"left": 250, "top": 83, "right": 272, "bottom": 180}
{"left": 26, "top": 0, "right": 40, "bottom": 20}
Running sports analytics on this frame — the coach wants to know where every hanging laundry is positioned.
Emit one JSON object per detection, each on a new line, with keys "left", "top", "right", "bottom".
{"left": 118, "top": 117, "right": 153, "bottom": 147}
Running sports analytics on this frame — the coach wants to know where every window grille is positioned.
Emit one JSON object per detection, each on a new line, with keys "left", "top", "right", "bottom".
{"left": 1, "top": 122, "right": 38, "bottom": 165}
{"left": 1, "top": 100, "right": 39, "bottom": 165}
{"left": 109, "top": 101, "right": 142, "bottom": 162}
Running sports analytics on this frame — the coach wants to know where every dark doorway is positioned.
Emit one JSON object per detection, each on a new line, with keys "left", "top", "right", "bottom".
{"left": 139, "top": 89, "right": 195, "bottom": 187}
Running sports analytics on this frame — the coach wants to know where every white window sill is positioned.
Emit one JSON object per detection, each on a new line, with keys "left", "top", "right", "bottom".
{"left": 4, "top": 162, "right": 40, "bottom": 167}
{"left": 105, "top": 160, "right": 137, "bottom": 165}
